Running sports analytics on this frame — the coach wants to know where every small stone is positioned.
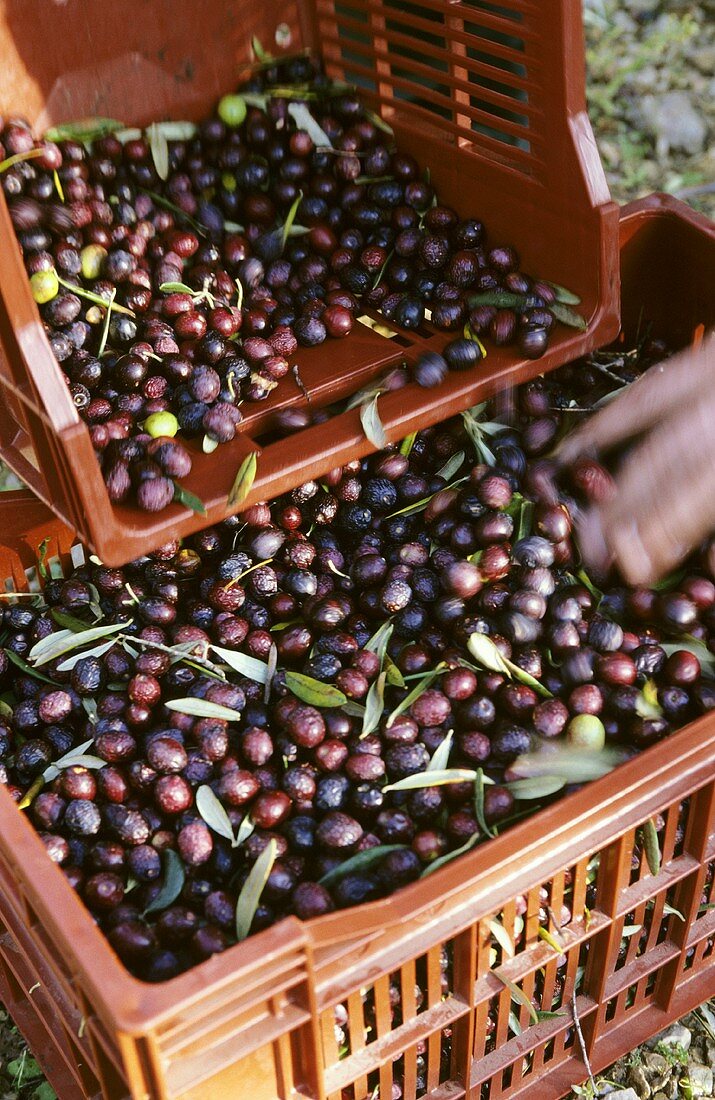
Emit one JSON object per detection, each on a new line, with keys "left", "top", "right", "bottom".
{"left": 641, "top": 1052, "right": 672, "bottom": 1090}
{"left": 687, "top": 1065, "right": 713, "bottom": 1097}
{"left": 636, "top": 92, "right": 708, "bottom": 158}
{"left": 627, "top": 1062, "right": 652, "bottom": 1099}
{"left": 646, "top": 1022, "right": 692, "bottom": 1052}
{"left": 606, "top": 1090, "right": 640, "bottom": 1100}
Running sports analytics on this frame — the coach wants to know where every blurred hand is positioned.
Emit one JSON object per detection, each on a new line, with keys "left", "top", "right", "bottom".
{"left": 557, "top": 331, "right": 715, "bottom": 587}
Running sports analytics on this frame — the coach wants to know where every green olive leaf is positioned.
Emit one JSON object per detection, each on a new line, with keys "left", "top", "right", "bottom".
{"left": 547, "top": 282, "right": 581, "bottom": 305}
{"left": 196, "top": 784, "right": 237, "bottom": 844}
{"left": 319, "top": 845, "right": 407, "bottom": 887}
{"left": 385, "top": 663, "right": 446, "bottom": 729}
{"left": 473, "top": 767, "right": 495, "bottom": 838}
{"left": 173, "top": 483, "right": 207, "bottom": 516}
{"left": 287, "top": 102, "right": 333, "bottom": 148}
{"left": 635, "top": 679, "right": 663, "bottom": 719}
{"left": 435, "top": 451, "right": 465, "bottom": 483}
{"left": 538, "top": 926, "right": 565, "bottom": 955}
{"left": 235, "top": 838, "right": 278, "bottom": 941}
{"left": 549, "top": 301, "right": 587, "bottom": 332}
{"left": 360, "top": 394, "right": 387, "bottom": 449}
{"left": 399, "top": 431, "right": 417, "bottom": 457}
{"left": 44, "top": 118, "right": 124, "bottom": 144}
{"left": 164, "top": 698, "right": 243, "bottom": 721}
{"left": 30, "top": 620, "right": 129, "bottom": 667}
{"left": 284, "top": 671, "right": 347, "bottom": 708}
{"left": 428, "top": 730, "right": 453, "bottom": 772}
{"left": 0, "top": 148, "right": 45, "bottom": 173}
{"left": 147, "top": 122, "right": 169, "bottom": 180}
{"left": 281, "top": 190, "right": 304, "bottom": 251}
{"left": 509, "top": 746, "right": 626, "bottom": 783}
{"left": 228, "top": 452, "right": 259, "bottom": 508}
{"left": 361, "top": 669, "right": 387, "bottom": 738}
{"left": 384, "top": 768, "right": 480, "bottom": 793}
{"left": 159, "top": 281, "right": 195, "bottom": 295}
{"left": 4, "top": 649, "right": 58, "bottom": 686}
{"left": 143, "top": 850, "right": 186, "bottom": 915}
{"left": 153, "top": 120, "right": 197, "bottom": 142}
{"left": 264, "top": 643, "right": 278, "bottom": 705}
{"left": 487, "top": 917, "right": 514, "bottom": 958}
{"left": 507, "top": 776, "right": 566, "bottom": 800}
{"left": 641, "top": 817, "right": 661, "bottom": 876}
{"left": 421, "top": 832, "right": 480, "bottom": 877}
{"left": 493, "top": 970, "right": 539, "bottom": 1026}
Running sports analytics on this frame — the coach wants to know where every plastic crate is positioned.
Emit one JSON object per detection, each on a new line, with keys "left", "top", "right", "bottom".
{"left": 0, "top": 195, "right": 710, "bottom": 1100}
{"left": 0, "top": 0, "right": 619, "bottom": 566}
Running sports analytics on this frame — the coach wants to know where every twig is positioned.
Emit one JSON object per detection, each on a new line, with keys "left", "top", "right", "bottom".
{"left": 572, "top": 990, "right": 597, "bottom": 1094}
{"left": 292, "top": 364, "right": 312, "bottom": 405}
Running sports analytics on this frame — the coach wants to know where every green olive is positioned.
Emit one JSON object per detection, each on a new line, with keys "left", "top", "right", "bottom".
{"left": 217, "top": 95, "right": 247, "bottom": 128}
{"left": 30, "top": 269, "right": 59, "bottom": 305}
{"left": 80, "top": 244, "right": 107, "bottom": 280}
{"left": 566, "top": 714, "right": 605, "bottom": 752}
{"left": 144, "top": 411, "right": 179, "bottom": 439}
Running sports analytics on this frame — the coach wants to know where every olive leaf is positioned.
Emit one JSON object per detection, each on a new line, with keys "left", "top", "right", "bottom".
{"left": 549, "top": 301, "right": 587, "bottom": 332}
{"left": 147, "top": 122, "right": 169, "bottom": 180}
{"left": 251, "top": 35, "right": 271, "bottom": 62}
{"left": 468, "top": 290, "right": 526, "bottom": 310}
{"left": 57, "top": 639, "right": 116, "bottom": 672}
{"left": 421, "top": 831, "right": 480, "bottom": 877}
{"left": 51, "top": 609, "right": 92, "bottom": 633}
{"left": 363, "top": 108, "right": 394, "bottom": 135}
{"left": 548, "top": 282, "right": 581, "bottom": 305}
{"left": 173, "top": 483, "right": 207, "bottom": 516}
{"left": 360, "top": 394, "right": 387, "bottom": 449}
{"left": 661, "top": 639, "right": 715, "bottom": 677}
{"left": 635, "top": 679, "right": 663, "bottom": 719}
{"left": 19, "top": 739, "right": 104, "bottom": 809}
{"left": 55, "top": 274, "right": 135, "bottom": 317}
{"left": 196, "top": 784, "right": 238, "bottom": 844}
{"left": 493, "top": 970, "right": 539, "bottom": 1026}
{"left": 507, "top": 776, "right": 566, "bottom": 800}
{"left": 164, "top": 698, "right": 243, "bottom": 721}
{"left": 4, "top": 650, "right": 58, "bottom": 686}
{"left": 203, "top": 434, "right": 219, "bottom": 454}
{"left": 509, "top": 746, "right": 625, "bottom": 783}
{"left": 37, "top": 537, "right": 50, "bottom": 581}
{"left": 435, "top": 451, "right": 465, "bottom": 483}
{"left": 143, "top": 850, "right": 185, "bottom": 915}
{"left": 228, "top": 452, "right": 259, "bottom": 508}
{"left": 516, "top": 499, "right": 535, "bottom": 542}
{"left": 284, "top": 671, "right": 347, "bottom": 708}
{"left": 384, "top": 768, "right": 482, "bottom": 793}
{"left": 235, "top": 838, "right": 278, "bottom": 942}
{"left": 153, "top": 120, "right": 197, "bottom": 142}
{"left": 361, "top": 669, "right": 387, "bottom": 739}
{"left": 319, "top": 845, "right": 407, "bottom": 887}
{"left": 44, "top": 118, "right": 124, "bottom": 144}
{"left": 467, "top": 633, "right": 552, "bottom": 698}
{"left": 473, "top": 767, "right": 495, "bottom": 838}
{"left": 264, "top": 643, "right": 278, "bottom": 705}
{"left": 385, "top": 663, "right": 446, "bottom": 729}
{"left": 428, "top": 730, "right": 453, "bottom": 772}
{"left": 97, "top": 287, "right": 116, "bottom": 359}
{"left": 399, "top": 431, "right": 417, "bottom": 457}
{"left": 287, "top": 102, "right": 333, "bottom": 148}
{"left": 384, "top": 656, "right": 405, "bottom": 688}
{"left": 0, "top": 148, "right": 45, "bottom": 173}
{"left": 281, "top": 190, "right": 304, "bottom": 251}
{"left": 487, "top": 917, "right": 514, "bottom": 958}
{"left": 641, "top": 818, "right": 661, "bottom": 876}
{"left": 538, "top": 926, "right": 565, "bottom": 955}
{"left": 137, "top": 187, "right": 208, "bottom": 236}
{"left": 30, "top": 620, "right": 129, "bottom": 667}
{"left": 366, "top": 620, "right": 393, "bottom": 663}
{"left": 208, "top": 644, "right": 269, "bottom": 685}
{"left": 159, "top": 281, "right": 195, "bottom": 295}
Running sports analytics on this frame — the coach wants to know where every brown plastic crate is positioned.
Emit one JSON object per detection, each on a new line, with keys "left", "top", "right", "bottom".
{"left": 0, "top": 0, "right": 620, "bottom": 566}
{"left": 0, "top": 195, "right": 711, "bottom": 1100}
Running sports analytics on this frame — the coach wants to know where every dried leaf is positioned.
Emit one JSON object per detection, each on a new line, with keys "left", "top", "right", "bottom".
{"left": 143, "top": 850, "right": 185, "bottom": 915}
{"left": 507, "top": 776, "right": 566, "bottom": 800}
{"left": 361, "top": 670, "right": 387, "bottom": 738}
{"left": 228, "top": 452, "right": 258, "bottom": 508}
{"left": 173, "top": 483, "right": 206, "bottom": 516}
{"left": 288, "top": 102, "right": 333, "bottom": 148}
{"left": 209, "top": 644, "right": 269, "bottom": 684}
{"left": 428, "top": 730, "right": 453, "bottom": 772}
{"left": 360, "top": 394, "right": 387, "bottom": 449}
{"left": 319, "top": 845, "right": 407, "bottom": 887}
{"left": 641, "top": 818, "right": 661, "bottom": 876}
{"left": 549, "top": 301, "right": 587, "bottom": 331}
{"left": 196, "top": 784, "right": 236, "bottom": 843}
{"left": 30, "top": 621, "right": 128, "bottom": 667}
{"left": 235, "top": 838, "right": 278, "bottom": 941}
{"left": 383, "top": 768, "right": 479, "bottom": 793}
{"left": 147, "top": 122, "right": 169, "bottom": 180}
{"left": 164, "top": 698, "right": 243, "bottom": 721}
{"left": 487, "top": 918, "right": 514, "bottom": 959}
{"left": 284, "top": 671, "right": 347, "bottom": 708}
